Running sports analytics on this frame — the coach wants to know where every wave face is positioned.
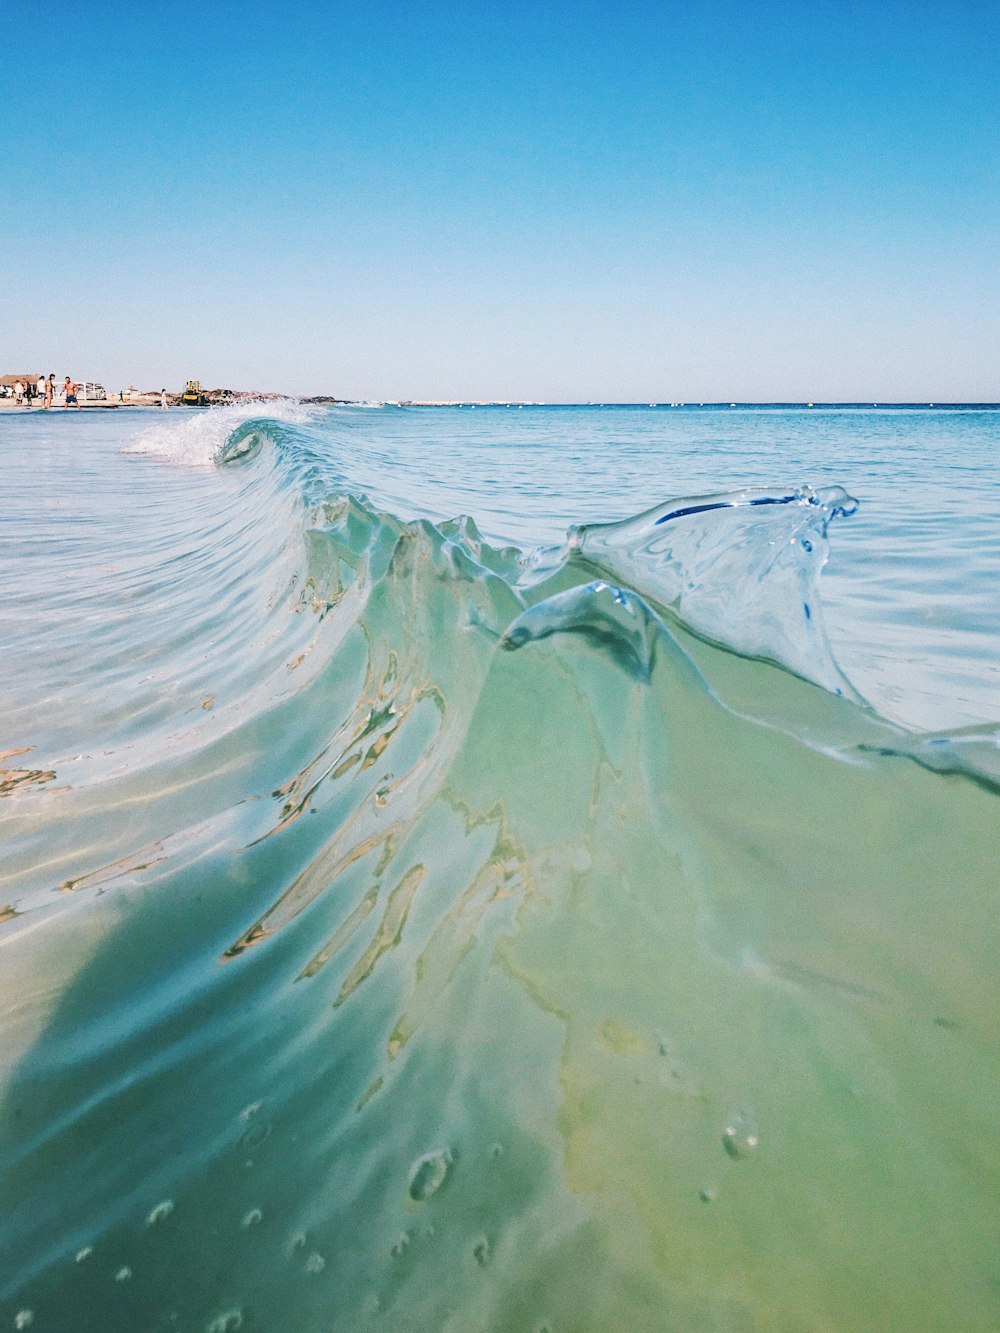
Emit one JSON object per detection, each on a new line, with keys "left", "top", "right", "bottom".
{"left": 1, "top": 407, "right": 998, "bottom": 1332}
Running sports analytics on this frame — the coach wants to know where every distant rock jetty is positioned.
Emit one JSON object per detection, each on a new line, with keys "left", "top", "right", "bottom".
{"left": 117, "top": 389, "right": 352, "bottom": 407}
{"left": 119, "top": 389, "right": 354, "bottom": 407}
{"left": 129, "top": 388, "right": 297, "bottom": 408}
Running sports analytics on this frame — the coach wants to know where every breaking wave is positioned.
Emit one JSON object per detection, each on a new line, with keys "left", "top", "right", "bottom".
{"left": 2, "top": 408, "right": 997, "bottom": 1332}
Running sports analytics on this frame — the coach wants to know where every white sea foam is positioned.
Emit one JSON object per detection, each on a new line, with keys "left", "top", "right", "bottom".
{"left": 122, "top": 398, "right": 323, "bottom": 467}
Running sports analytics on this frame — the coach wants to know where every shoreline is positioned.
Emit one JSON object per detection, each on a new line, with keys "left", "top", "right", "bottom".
{"left": 0, "top": 400, "right": 127, "bottom": 412}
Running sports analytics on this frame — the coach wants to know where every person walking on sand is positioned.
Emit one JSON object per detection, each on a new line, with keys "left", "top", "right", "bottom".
{"left": 64, "top": 376, "right": 81, "bottom": 410}
{"left": 44, "top": 374, "right": 55, "bottom": 409}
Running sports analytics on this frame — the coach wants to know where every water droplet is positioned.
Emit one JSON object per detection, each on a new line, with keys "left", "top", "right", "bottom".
{"left": 390, "top": 1230, "right": 411, "bottom": 1258}
{"left": 146, "top": 1199, "right": 174, "bottom": 1226}
{"left": 408, "top": 1148, "right": 452, "bottom": 1201}
{"left": 722, "top": 1110, "right": 759, "bottom": 1160}
{"left": 472, "top": 1235, "right": 491, "bottom": 1267}
{"left": 14, "top": 1312, "right": 34, "bottom": 1331}
{"left": 114, "top": 1266, "right": 132, "bottom": 1283}
{"left": 206, "top": 1310, "right": 243, "bottom": 1333}
{"left": 305, "top": 1251, "right": 326, "bottom": 1274}
{"left": 75, "top": 1246, "right": 93, "bottom": 1263}
{"left": 241, "top": 1208, "right": 263, "bottom": 1229}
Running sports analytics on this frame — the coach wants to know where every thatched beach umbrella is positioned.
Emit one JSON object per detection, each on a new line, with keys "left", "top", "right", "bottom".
{"left": 0, "top": 374, "right": 42, "bottom": 387}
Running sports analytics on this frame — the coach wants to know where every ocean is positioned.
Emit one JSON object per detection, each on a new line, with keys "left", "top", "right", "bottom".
{"left": 1, "top": 402, "right": 998, "bottom": 1332}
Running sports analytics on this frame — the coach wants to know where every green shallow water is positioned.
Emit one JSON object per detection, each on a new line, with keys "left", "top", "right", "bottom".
{"left": 0, "top": 406, "right": 998, "bottom": 1331}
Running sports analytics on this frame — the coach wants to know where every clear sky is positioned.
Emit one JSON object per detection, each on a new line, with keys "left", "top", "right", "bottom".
{"left": 2, "top": 0, "right": 998, "bottom": 400}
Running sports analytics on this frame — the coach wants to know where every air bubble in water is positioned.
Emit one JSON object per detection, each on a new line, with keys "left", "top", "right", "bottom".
{"left": 75, "top": 1246, "right": 93, "bottom": 1263}
{"left": 699, "top": 1186, "right": 717, "bottom": 1203}
{"left": 240, "top": 1120, "right": 272, "bottom": 1150}
{"left": 14, "top": 1312, "right": 33, "bottom": 1330}
{"left": 488, "top": 1141, "right": 504, "bottom": 1160}
{"left": 722, "top": 1110, "right": 759, "bottom": 1160}
{"left": 239, "top": 1102, "right": 262, "bottom": 1121}
{"left": 408, "top": 1149, "right": 452, "bottom": 1201}
{"left": 206, "top": 1311, "right": 243, "bottom": 1333}
{"left": 390, "top": 1231, "right": 411, "bottom": 1258}
{"left": 305, "top": 1252, "right": 326, "bottom": 1274}
{"left": 472, "top": 1235, "right": 491, "bottom": 1267}
{"left": 114, "top": 1266, "right": 132, "bottom": 1282}
{"left": 146, "top": 1199, "right": 174, "bottom": 1226}
{"left": 241, "top": 1208, "right": 263, "bottom": 1229}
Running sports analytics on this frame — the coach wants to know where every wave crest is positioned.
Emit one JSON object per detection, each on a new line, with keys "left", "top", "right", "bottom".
{"left": 569, "top": 484, "right": 860, "bottom": 696}
{"left": 123, "top": 398, "right": 323, "bottom": 466}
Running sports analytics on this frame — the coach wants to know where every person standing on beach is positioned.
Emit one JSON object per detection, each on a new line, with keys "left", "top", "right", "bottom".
{"left": 160, "top": 389, "right": 168, "bottom": 409}
{"left": 44, "top": 374, "right": 55, "bottom": 409}
{"left": 13, "top": 380, "right": 24, "bottom": 406}
{"left": 63, "top": 377, "right": 81, "bottom": 410}
{"left": 36, "top": 375, "right": 45, "bottom": 404}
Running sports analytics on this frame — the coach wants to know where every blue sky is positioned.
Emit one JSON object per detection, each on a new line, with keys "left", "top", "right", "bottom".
{"left": 3, "top": 1, "right": 998, "bottom": 399}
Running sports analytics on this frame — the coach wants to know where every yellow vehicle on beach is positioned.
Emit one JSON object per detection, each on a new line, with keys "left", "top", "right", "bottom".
{"left": 181, "top": 379, "right": 204, "bottom": 406}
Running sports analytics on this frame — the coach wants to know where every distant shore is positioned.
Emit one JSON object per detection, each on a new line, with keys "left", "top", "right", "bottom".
{"left": 3, "top": 396, "right": 997, "bottom": 414}
{"left": 0, "top": 388, "right": 315, "bottom": 413}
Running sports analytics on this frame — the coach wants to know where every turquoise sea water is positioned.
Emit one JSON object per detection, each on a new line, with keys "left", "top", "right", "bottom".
{"left": 1, "top": 403, "right": 998, "bottom": 1331}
